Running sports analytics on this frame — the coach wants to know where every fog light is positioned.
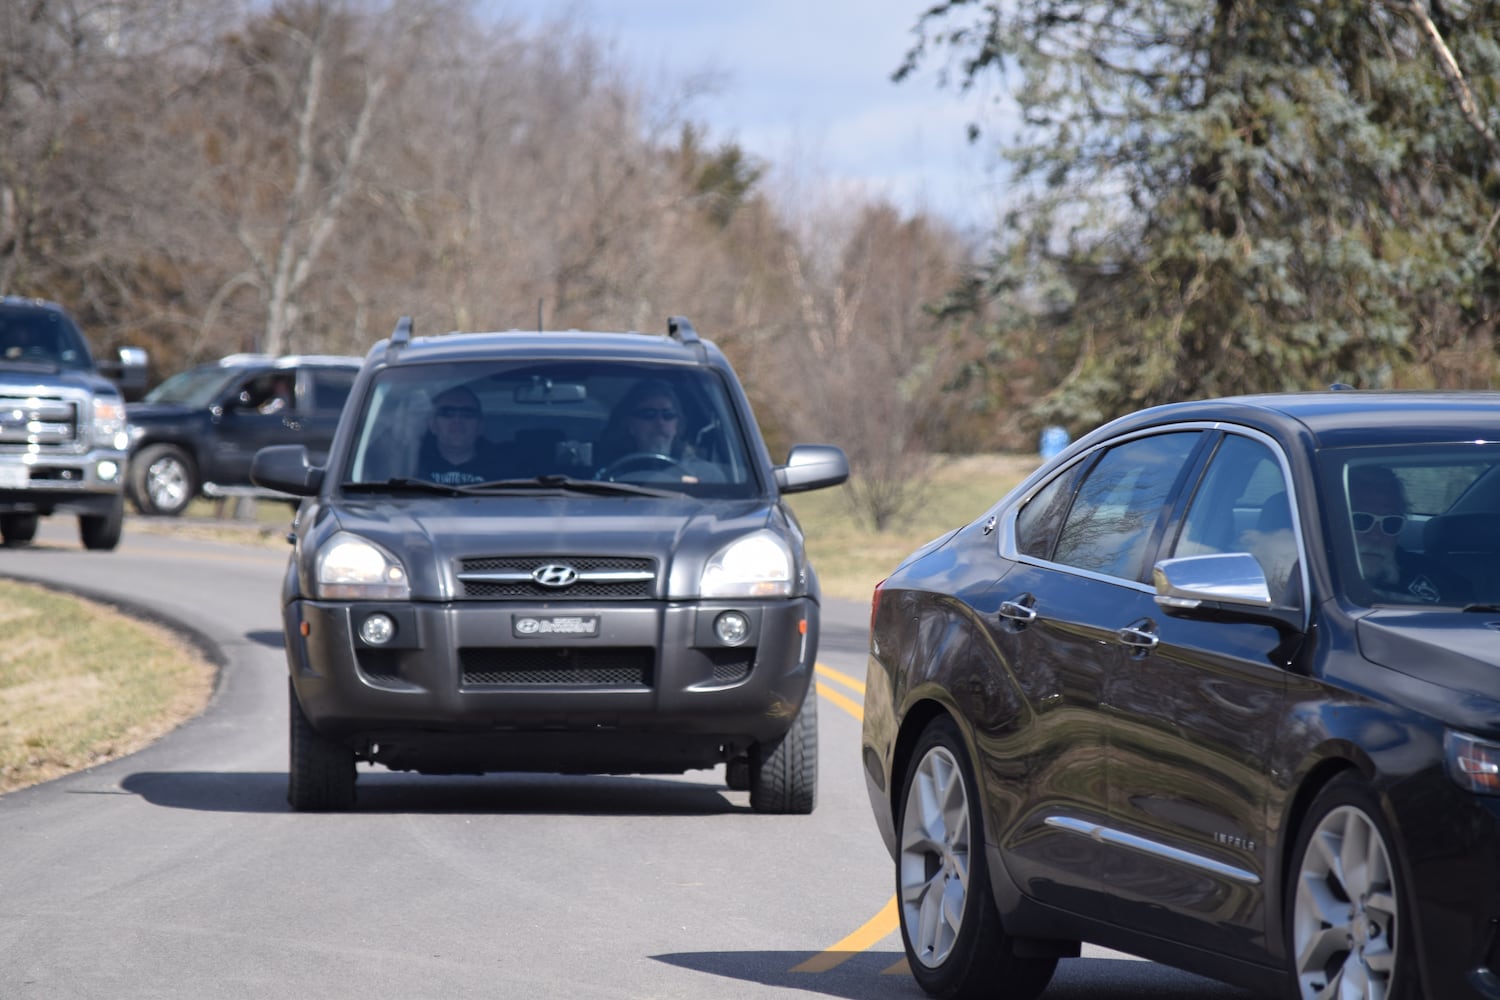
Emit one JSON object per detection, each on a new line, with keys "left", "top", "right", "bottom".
{"left": 714, "top": 610, "right": 750, "bottom": 646}
{"left": 96, "top": 460, "right": 119, "bottom": 481}
{"left": 359, "top": 613, "right": 396, "bottom": 646}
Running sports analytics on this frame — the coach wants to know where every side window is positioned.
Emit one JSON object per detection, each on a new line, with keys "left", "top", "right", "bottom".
{"left": 1053, "top": 432, "right": 1201, "bottom": 581}
{"left": 1015, "top": 461, "right": 1087, "bottom": 559}
{"left": 310, "top": 368, "right": 357, "bottom": 412}
{"left": 1172, "top": 434, "right": 1300, "bottom": 607}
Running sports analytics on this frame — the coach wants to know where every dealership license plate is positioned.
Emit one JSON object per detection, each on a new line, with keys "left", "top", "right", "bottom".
{"left": 0, "top": 466, "right": 29, "bottom": 488}
{"left": 512, "top": 614, "right": 600, "bottom": 637}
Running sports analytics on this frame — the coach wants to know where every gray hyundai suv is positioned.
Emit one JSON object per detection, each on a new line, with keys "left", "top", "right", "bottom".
{"left": 252, "top": 316, "right": 849, "bottom": 812}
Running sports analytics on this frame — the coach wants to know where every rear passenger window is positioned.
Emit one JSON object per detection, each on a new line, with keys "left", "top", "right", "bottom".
{"left": 1053, "top": 432, "right": 1201, "bottom": 581}
{"left": 312, "top": 369, "right": 356, "bottom": 411}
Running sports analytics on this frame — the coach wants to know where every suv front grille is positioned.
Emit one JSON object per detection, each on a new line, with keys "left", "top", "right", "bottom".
{"left": 456, "top": 555, "right": 656, "bottom": 599}
{"left": 460, "top": 647, "right": 653, "bottom": 687}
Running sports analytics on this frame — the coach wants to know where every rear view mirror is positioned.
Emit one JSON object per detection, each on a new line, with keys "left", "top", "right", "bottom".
{"left": 516, "top": 380, "right": 586, "bottom": 404}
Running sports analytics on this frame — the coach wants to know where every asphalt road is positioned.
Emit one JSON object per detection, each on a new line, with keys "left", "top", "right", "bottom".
{"left": 0, "top": 517, "right": 1258, "bottom": 999}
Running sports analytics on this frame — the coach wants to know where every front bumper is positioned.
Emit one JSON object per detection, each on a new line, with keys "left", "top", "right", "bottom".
{"left": 285, "top": 596, "right": 819, "bottom": 775}
{"left": 0, "top": 450, "right": 126, "bottom": 514}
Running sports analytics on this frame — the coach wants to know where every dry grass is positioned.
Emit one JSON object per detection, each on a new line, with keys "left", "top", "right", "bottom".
{"left": 0, "top": 581, "right": 215, "bottom": 795}
{"left": 789, "top": 453, "right": 1041, "bottom": 602}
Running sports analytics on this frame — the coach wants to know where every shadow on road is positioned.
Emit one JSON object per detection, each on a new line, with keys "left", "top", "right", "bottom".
{"left": 652, "top": 950, "right": 1262, "bottom": 999}
{"left": 118, "top": 769, "right": 750, "bottom": 816}
{"left": 244, "top": 629, "right": 285, "bottom": 648}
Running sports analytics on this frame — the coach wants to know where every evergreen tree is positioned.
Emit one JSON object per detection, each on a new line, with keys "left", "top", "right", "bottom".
{"left": 902, "top": 0, "right": 1500, "bottom": 431}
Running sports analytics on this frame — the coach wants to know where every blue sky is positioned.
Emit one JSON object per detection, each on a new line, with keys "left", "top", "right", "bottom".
{"left": 494, "top": 1, "right": 1012, "bottom": 234}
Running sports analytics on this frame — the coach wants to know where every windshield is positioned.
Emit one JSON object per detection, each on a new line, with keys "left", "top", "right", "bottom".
{"left": 144, "top": 366, "right": 243, "bottom": 406}
{"left": 0, "top": 308, "right": 93, "bottom": 371}
{"left": 1320, "top": 444, "right": 1500, "bottom": 608}
{"left": 341, "top": 359, "right": 762, "bottom": 498}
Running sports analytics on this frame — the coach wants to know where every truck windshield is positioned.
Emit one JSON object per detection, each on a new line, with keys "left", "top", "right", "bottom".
{"left": 0, "top": 310, "right": 93, "bottom": 371}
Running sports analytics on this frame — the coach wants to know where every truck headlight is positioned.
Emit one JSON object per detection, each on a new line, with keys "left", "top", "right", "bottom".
{"left": 315, "top": 532, "right": 410, "bottom": 600}
{"left": 700, "top": 530, "right": 793, "bottom": 598}
{"left": 92, "top": 397, "right": 126, "bottom": 448}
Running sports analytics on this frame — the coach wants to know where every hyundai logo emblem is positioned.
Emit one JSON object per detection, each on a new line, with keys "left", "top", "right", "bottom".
{"left": 532, "top": 563, "right": 580, "bottom": 588}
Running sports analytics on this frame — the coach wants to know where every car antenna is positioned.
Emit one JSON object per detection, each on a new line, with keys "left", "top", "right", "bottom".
{"left": 1329, "top": 382, "right": 1356, "bottom": 390}
{"left": 537, "top": 298, "right": 545, "bottom": 333}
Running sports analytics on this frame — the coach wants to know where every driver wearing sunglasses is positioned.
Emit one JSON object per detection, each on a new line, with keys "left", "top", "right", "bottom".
{"left": 1348, "top": 464, "right": 1463, "bottom": 603}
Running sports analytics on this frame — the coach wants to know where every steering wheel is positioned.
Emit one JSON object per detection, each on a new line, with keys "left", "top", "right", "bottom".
{"left": 597, "top": 451, "right": 684, "bottom": 481}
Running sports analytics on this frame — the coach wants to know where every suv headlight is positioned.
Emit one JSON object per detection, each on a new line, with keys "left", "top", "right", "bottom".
{"left": 1446, "top": 730, "right": 1500, "bottom": 794}
{"left": 700, "top": 529, "right": 794, "bottom": 598}
{"left": 92, "top": 396, "right": 127, "bottom": 450}
{"left": 315, "top": 532, "right": 410, "bottom": 600}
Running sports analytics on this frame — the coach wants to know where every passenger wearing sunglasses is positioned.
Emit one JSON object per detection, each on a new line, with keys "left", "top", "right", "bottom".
{"left": 416, "top": 385, "right": 504, "bottom": 485}
{"left": 1348, "top": 464, "right": 1465, "bottom": 603}
{"left": 596, "top": 379, "right": 722, "bottom": 483}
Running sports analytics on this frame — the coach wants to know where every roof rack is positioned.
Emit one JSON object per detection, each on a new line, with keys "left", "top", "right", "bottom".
{"left": 667, "top": 316, "right": 699, "bottom": 345}
{"left": 390, "top": 315, "right": 413, "bottom": 354}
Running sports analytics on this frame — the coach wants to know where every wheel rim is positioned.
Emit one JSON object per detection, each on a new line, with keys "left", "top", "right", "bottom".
{"left": 1292, "top": 804, "right": 1398, "bottom": 999}
{"left": 898, "top": 744, "right": 971, "bottom": 969}
{"left": 147, "top": 456, "right": 190, "bottom": 510}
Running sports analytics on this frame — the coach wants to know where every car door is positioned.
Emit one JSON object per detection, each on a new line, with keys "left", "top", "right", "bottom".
{"left": 202, "top": 368, "right": 296, "bottom": 487}
{"left": 1101, "top": 429, "right": 1300, "bottom": 962}
{"left": 980, "top": 429, "right": 1207, "bottom": 913}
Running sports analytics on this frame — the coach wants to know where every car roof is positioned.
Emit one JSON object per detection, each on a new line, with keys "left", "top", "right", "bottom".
{"left": 212, "top": 353, "right": 363, "bottom": 370}
{"left": 1097, "top": 390, "right": 1500, "bottom": 448}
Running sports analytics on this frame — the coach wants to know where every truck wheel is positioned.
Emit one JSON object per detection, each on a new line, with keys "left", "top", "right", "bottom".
{"left": 288, "top": 680, "right": 356, "bottom": 812}
{"left": 79, "top": 495, "right": 124, "bottom": 550}
{"left": 749, "top": 682, "right": 817, "bottom": 814}
{"left": 131, "top": 443, "right": 197, "bottom": 516}
{"left": 0, "top": 513, "right": 39, "bottom": 545}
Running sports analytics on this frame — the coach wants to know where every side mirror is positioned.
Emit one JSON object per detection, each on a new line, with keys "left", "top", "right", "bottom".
{"left": 1152, "top": 553, "right": 1303, "bottom": 632}
{"left": 775, "top": 444, "right": 849, "bottom": 494}
{"left": 251, "top": 444, "right": 323, "bottom": 497}
{"left": 96, "top": 346, "right": 151, "bottom": 400}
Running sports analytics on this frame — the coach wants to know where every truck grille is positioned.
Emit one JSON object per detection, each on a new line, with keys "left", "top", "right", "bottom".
{"left": 456, "top": 555, "right": 656, "bottom": 599}
{"left": 0, "top": 394, "right": 80, "bottom": 449}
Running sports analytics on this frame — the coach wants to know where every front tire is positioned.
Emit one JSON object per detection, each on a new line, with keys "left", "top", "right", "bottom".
{"left": 897, "top": 715, "right": 1056, "bottom": 1000}
{"left": 287, "top": 680, "right": 356, "bottom": 812}
{"left": 130, "top": 443, "right": 197, "bottom": 516}
{"left": 78, "top": 495, "right": 124, "bottom": 550}
{"left": 0, "top": 512, "right": 39, "bottom": 545}
{"left": 749, "top": 681, "right": 817, "bottom": 814}
{"left": 1287, "top": 773, "right": 1414, "bottom": 999}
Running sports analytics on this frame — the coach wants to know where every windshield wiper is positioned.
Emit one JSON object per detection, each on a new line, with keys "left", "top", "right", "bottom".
{"left": 1462, "top": 603, "right": 1500, "bottom": 613}
{"left": 342, "top": 478, "right": 467, "bottom": 495}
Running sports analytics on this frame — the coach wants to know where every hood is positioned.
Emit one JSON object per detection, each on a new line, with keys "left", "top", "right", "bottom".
{"left": 1356, "top": 609, "right": 1500, "bottom": 730}
{"left": 319, "top": 492, "right": 782, "bottom": 600}
{"left": 0, "top": 364, "right": 116, "bottom": 395}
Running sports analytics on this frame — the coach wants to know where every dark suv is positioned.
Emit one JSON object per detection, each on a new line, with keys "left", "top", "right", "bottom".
{"left": 251, "top": 316, "right": 849, "bottom": 812}
{"left": 125, "top": 353, "right": 360, "bottom": 515}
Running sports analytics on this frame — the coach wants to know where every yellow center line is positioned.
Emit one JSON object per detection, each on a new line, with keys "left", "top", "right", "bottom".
{"left": 797, "top": 662, "right": 900, "bottom": 976}
{"left": 814, "top": 662, "right": 865, "bottom": 695}
{"left": 790, "top": 894, "right": 900, "bottom": 972}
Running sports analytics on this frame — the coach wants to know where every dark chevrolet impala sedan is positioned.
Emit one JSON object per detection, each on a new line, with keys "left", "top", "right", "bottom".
{"left": 862, "top": 391, "right": 1500, "bottom": 1000}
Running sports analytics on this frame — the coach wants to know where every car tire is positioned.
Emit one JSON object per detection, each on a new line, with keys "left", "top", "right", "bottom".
{"left": 749, "top": 681, "right": 817, "bottom": 814}
{"left": 897, "top": 716, "right": 1056, "bottom": 1000}
{"left": 0, "top": 512, "right": 39, "bottom": 545}
{"left": 78, "top": 495, "right": 124, "bottom": 551}
{"left": 1287, "top": 773, "right": 1416, "bottom": 999}
{"left": 130, "top": 443, "right": 197, "bottom": 516}
{"left": 287, "top": 680, "right": 356, "bottom": 812}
